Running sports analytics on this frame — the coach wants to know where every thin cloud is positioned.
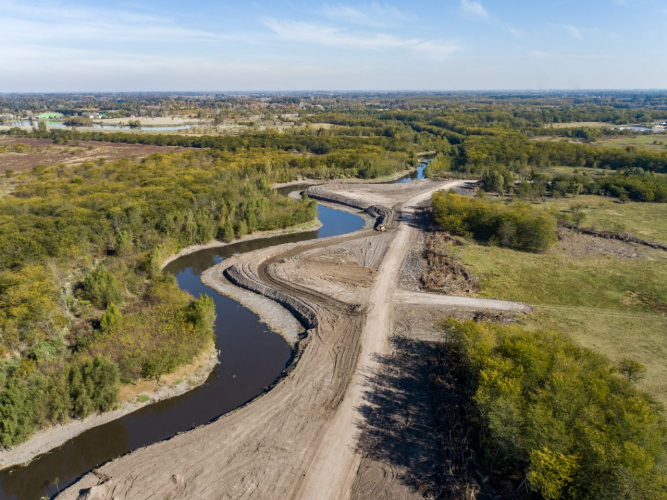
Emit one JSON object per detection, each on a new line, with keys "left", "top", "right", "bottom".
{"left": 563, "top": 25, "right": 583, "bottom": 39}
{"left": 460, "top": 0, "right": 490, "bottom": 20}
{"left": 321, "top": 3, "right": 415, "bottom": 27}
{"left": 263, "top": 19, "right": 460, "bottom": 60}
{"left": 0, "top": 1, "right": 243, "bottom": 45}
{"left": 507, "top": 27, "right": 525, "bottom": 38}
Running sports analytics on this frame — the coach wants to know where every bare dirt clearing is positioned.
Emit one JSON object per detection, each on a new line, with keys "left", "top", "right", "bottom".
{"left": 58, "top": 179, "right": 526, "bottom": 500}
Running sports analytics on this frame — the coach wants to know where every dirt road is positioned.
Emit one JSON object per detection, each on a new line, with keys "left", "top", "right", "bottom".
{"left": 57, "top": 180, "right": 480, "bottom": 500}
{"left": 394, "top": 290, "right": 532, "bottom": 312}
{"left": 295, "top": 181, "right": 465, "bottom": 500}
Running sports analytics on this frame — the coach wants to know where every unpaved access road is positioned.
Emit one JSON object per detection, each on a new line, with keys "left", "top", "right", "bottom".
{"left": 294, "top": 181, "right": 465, "bottom": 500}
{"left": 58, "top": 179, "right": 515, "bottom": 500}
{"left": 394, "top": 290, "right": 532, "bottom": 313}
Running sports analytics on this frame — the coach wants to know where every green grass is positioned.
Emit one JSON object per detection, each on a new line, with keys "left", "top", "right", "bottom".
{"left": 137, "top": 394, "right": 150, "bottom": 403}
{"left": 456, "top": 243, "right": 667, "bottom": 311}
{"left": 453, "top": 241, "right": 667, "bottom": 405}
{"left": 595, "top": 134, "right": 667, "bottom": 151}
{"left": 536, "top": 195, "right": 667, "bottom": 245}
{"left": 525, "top": 307, "right": 667, "bottom": 406}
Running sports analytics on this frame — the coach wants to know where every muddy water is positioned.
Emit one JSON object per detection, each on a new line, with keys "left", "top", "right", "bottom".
{"left": 0, "top": 205, "right": 364, "bottom": 500}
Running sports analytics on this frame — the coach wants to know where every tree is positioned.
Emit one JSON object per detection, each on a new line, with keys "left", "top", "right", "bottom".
{"left": 235, "top": 220, "right": 248, "bottom": 239}
{"left": 222, "top": 220, "right": 235, "bottom": 242}
{"left": 0, "top": 378, "right": 34, "bottom": 447}
{"left": 80, "top": 267, "right": 123, "bottom": 309}
{"left": 100, "top": 303, "right": 121, "bottom": 332}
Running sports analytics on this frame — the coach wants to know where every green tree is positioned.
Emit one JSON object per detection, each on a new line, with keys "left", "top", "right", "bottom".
{"left": 100, "top": 303, "right": 121, "bottom": 332}
{"left": 80, "top": 267, "right": 123, "bottom": 309}
{"left": 0, "top": 378, "right": 34, "bottom": 447}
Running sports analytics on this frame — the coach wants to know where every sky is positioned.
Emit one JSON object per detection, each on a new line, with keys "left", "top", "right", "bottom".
{"left": 1, "top": 0, "right": 666, "bottom": 92}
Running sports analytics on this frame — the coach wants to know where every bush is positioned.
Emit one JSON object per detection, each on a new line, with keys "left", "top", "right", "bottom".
{"left": 445, "top": 319, "right": 667, "bottom": 499}
{"left": 80, "top": 266, "right": 123, "bottom": 309}
{"left": 432, "top": 190, "right": 557, "bottom": 252}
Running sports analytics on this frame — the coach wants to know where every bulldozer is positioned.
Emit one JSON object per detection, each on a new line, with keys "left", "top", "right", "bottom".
{"left": 376, "top": 224, "right": 386, "bottom": 232}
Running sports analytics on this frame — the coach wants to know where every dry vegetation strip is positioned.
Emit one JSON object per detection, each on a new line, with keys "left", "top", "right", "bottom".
{"left": 537, "top": 194, "right": 667, "bottom": 245}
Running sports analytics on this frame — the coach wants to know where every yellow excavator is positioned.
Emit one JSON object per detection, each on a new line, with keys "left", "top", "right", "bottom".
{"left": 376, "top": 224, "right": 386, "bottom": 232}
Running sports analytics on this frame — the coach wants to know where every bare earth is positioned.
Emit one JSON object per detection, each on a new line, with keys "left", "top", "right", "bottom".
{"left": 58, "top": 179, "right": 529, "bottom": 500}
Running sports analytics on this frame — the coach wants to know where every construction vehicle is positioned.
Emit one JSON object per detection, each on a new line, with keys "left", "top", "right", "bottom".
{"left": 376, "top": 224, "right": 386, "bottom": 232}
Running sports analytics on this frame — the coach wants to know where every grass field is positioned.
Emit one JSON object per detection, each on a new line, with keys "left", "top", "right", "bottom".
{"left": 451, "top": 238, "right": 667, "bottom": 405}
{"left": 535, "top": 194, "right": 667, "bottom": 245}
{"left": 596, "top": 134, "right": 667, "bottom": 151}
{"left": 532, "top": 133, "right": 667, "bottom": 152}
{"left": 547, "top": 165, "right": 610, "bottom": 175}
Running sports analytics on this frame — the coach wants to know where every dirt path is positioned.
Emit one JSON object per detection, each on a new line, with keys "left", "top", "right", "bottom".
{"left": 56, "top": 180, "right": 466, "bottom": 500}
{"left": 394, "top": 290, "right": 532, "bottom": 312}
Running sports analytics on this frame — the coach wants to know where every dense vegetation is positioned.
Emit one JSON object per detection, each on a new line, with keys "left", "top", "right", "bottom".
{"left": 431, "top": 191, "right": 557, "bottom": 252}
{"left": 445, "top": 319, "right": 667, "bottom": 500}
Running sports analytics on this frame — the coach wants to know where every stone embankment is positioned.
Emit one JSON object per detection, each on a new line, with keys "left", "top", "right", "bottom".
{"left": 224, "top": 264, "right": 319, "bottom": 330}
{"left": 305, "top": 186, "right": 392, "bottom": 229}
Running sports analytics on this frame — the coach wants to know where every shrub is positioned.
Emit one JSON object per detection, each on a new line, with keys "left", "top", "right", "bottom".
{"left": 80, "top": 266, "right": 122, "bottom": 309}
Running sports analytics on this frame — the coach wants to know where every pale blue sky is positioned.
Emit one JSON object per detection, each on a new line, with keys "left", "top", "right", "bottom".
{"left": 1, "top": 0, "right": 665, "bottom": 91}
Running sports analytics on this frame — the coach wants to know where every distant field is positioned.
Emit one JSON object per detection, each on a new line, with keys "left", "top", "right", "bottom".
{"left": 452, "top": 236, "right": 667, "bottom": 405}
{"left": 0, "top": 137, "right": 185, "bottom": 172}
{"left": 535, "top": 194, "right": 667, "bottom": 245}
{"left": 595, "top": 134, "right": 667, "bottom": 151}
{"left": 307, "top": 123, "right": 335, "bottom": 129}
{"left": 549, "top": 121, "right": 612, "bottom": 128}
{"left": 532, "top": 132, "right": 667, "bottom": 151}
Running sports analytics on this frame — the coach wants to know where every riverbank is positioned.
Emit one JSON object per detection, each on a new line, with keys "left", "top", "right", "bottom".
{"left": 0, "top": 342, "right": 218, "bottom": 471}
{"left": 202, "top": 261, "right": 304, "bottom": 346}
{"left": 0, "top": 219, "right": 325, "bottom": 471}
{"left": 272, "top": 167, "right": 423, "bottom": 191}
{"left": 162, "top": 219, "right": 323, "bottom": 268}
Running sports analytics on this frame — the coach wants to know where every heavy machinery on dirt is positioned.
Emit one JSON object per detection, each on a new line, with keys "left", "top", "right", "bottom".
{"left": 376, "top": 224, "right": 386, "bottom": 232}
